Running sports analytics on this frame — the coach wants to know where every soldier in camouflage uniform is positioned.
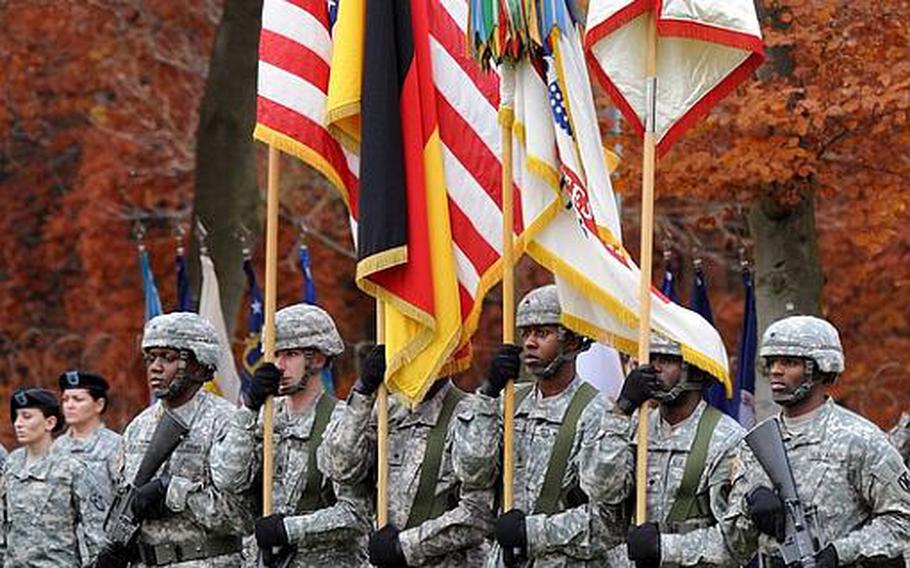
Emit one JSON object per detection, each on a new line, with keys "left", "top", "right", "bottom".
{"left": 211, "top": 303, "right": 371, "bottom": 567}
{"left": 723, "top": 315, "right": 910, "bottom": 567}
{"left": 95, "top": 312, "right": 252, "bottom": 567}
{"left": 0, "top": 388, "right": 107, "bottom": 567}
{"left": 54, "top": 370, "right": 123, "bottom": 503}
{"left": 321, "top": 345, "right": 500, "bottom": 567}
{"left": 474, "top": 285, "right": 633, "bottom": 568}
{"left": 889, "top": 412, "right": 910, "bottom": 467}
{"left": 615, "top": 335, "right": 744, "bottom": 568}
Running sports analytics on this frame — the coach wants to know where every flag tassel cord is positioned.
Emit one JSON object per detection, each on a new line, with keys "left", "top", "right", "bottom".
{"left": 262, "top": 145, "right": 281, "bottom": 516}
{"left": 500, "top": 62, "right": 517, "bottom": 512}
{"left": 635, "top": 10, "right": 658, "bottom": 525}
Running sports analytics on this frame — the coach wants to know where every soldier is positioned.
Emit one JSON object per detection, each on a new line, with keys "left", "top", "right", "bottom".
{"left": 478, "top": 284, "right": 633, "bottom": 567}
{"left": 616, "top": 335, "right": 744, "bottom": 568}
{"left": 95, "top": 312, "right": 252, "bottom": 567}
{"left": 0, "top": 388, "right": 107, "bottom": 566}
{"left": 54, "top": 370, "right": 123, "bottom": 500}
{"left": 889, "top": 412, "right": 910, "bottom": 467}
{"left": 723, "top": 315, "right": 910, "bottom": 567}
{"left": 320, "top": 346, "right": 500, "bottom": 567}
{"left": 211, "top": 303, "right": 372, "bottom": 566}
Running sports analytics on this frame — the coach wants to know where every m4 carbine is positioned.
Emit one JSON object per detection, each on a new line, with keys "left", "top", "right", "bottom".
{"left": 745, "top": 419, "right": 824, "bottom": 568}
{"left": 103, "top": 409, "right": 190, "bottom": 548}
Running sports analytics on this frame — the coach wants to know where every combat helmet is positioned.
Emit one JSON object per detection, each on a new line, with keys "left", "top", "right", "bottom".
{"left": 142, "top": 312, "right": 221, "bottom": 370}
{"left": 274, "top": 304, "right": 345, "bottom": 357}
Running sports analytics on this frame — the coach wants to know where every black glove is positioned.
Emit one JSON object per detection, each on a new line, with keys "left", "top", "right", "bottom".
{"left": 746, "top": 486, "right": 786, "bottom": 541}
{"left": 495, "top": 509, "right": 528, "bottom": 566}
{"left": 368, "top": 524, "right": 408, "bottom": 567}
{"left": 255, "top": 514, "right": 289, "bottom": 548}
{"left": 92, "top": 543, "right": 132, "bottom": 568}
{"left": 481, "top": 344, "right": 522, "bottom": 397}
{"left": 815, "top": 543, "right": 838, "bottom": 568}
{"left": 617, "top": 365, "right": 659, "bottom": 415}
{"left": 354, "top": 344, "right": 386, "bottom": 396}
{"left": 627, "top": 522, "right": 661, "bottom": 568}
{"left": 246, "top": 362, "right": 281, "bottom": 410}
{"left": 131, "top": 475, "right": 170, "bottom": 520}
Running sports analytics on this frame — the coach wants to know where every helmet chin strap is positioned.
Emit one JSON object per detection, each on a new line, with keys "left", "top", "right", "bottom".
{"left": 772, "top": 360, "right": 817, "bottom": 406}
{"left": 528, "top": 330, "right": 587, "bottom": 379}
{"left": 280, "top": 352, "right": 321, "bottom": 396}
{"left": 652, "top": 363, "right": 704, "bottom": 405}
{"left": 156, "top": 354, "right": 207, "bottom": 400}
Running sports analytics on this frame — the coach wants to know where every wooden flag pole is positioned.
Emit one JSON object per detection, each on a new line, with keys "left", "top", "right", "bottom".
{"left": 635, "top": 10, "right": 658, "bottom": 525}
{"left": 262, "top": 145, "right": 281, "bottom": 516}
{"left": 500, "top": 62, "right": 516, "bottom": 512}
{"left": 376, "top": 302, "right": 389, "bottom": 526}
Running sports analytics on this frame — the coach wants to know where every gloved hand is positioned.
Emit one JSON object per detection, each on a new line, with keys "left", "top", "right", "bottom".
{"left": 746, "top": 486, "right": 786, "bottom": 541}
{"left": 495, "top": 509, "right": 528, "bottom": 566}
{"left": 627, "top": 522, "right": 661, "bottom": 568}
{"left": 255, "top": 514, "right": 289, "bottom": 548}
{"left": 815, "top": 543, "right": 838, "bottom": 568}
{"left": 92, "top": 542, "right": 132, "bottom": 568}
{"left": 353, "top": 344, "right": 386, "bottom": 396}
{"left": 368, "top": 524, "right": 408, "bottom": 567}
{"left": 481, "top": 344, "right": 522, "bottom": 397}
{"left": 617, "top": 365, "right": 659, "bottom": 415}
{"left": 131, "top": 475, "right": 170, "bottom": 520}
{"left": 245, "top": 362, "right": 281, "bottom": 410}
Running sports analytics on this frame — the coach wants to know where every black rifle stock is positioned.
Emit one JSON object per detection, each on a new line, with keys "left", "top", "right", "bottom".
{"left": 745, "top": 419, "right": 823, "bottom": 568}
{"left": 103, "top": 409, "right": 190, "bottom": 547}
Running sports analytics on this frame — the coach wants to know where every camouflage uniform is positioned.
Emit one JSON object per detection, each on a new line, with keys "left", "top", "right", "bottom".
{"left": 53, "top": 425, "right": 122, "bottom": 503}
{"left": 481, "top": 376, "right": 633, "bottom": 568}
{"left": 0, "top": 446, "right": 6, "bottom": 470}
{"left": 889, "top": 412, "right": 910, "bottom": 467}
{"left": 723, "top": 316, "right": 910, "bottom": 567}
{"left": 322, "top": 379, "right": 500, "bottom": 567}
{"left": 117, "top": 389, "right": 253, "bottom": 567}
{"left": 0, "top": 447, "right": 107, "bottom": 567}
{"left": 211, "top": 393, "right": 371, "bottom": 567}
{"left": 608, "top": 401, "right": 744, "bottom": 567}
{"left": 724, "top": 401, "right": 910, "bottom": 566}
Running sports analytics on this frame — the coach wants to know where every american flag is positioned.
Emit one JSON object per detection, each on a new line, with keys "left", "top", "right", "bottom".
{"left": 253, "top": 0, "right": 521, "bottom": 372}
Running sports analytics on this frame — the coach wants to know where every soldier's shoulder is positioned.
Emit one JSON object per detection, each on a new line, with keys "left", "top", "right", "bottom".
{"left": 713, "top": 411, "right": 747, "bottom": 442}
{"left": 828, "top": 402, "right": 888, "bottom": 440}
{"left": 99, "top": 426, "right": 123, "bottom": 442}
{"left": 578, "top": 388, "right": 614, "bottom": 429}
{"left": 204, "top": 389, "right": 242, "bottom": 416}
{"left": 4, "top": 448, "right": 27, "bottom": 472}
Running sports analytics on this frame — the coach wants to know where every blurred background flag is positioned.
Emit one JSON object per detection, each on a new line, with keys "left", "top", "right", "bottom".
{"left": 735, "top": 263, "right": 758, "bottom": 428}
{"left": 239, "top": 240, "right": 264, "bottom": 397}
{"left": 136, "top": 226, "right": 163, "bottom": 322}
{"left": 197, "top": 221, "right": 241, "bottom": 404}
{"left": 175, "top": 226, "right": 192, "bottom": 311}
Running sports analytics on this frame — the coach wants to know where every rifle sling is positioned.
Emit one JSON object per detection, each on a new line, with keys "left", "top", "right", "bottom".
{"left": 296, "top": 392, "right": 337, "bottom": 513}
{"left": 665, "top": 405, "right": 723, "bottom": 524}
{"left": 533, "top": 382, "right": 598, "bottom": 515}
{"left": 406, "top": 386, "right": 466, "bottom": 528}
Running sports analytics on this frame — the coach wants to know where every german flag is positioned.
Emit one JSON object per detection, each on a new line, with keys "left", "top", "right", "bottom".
{"left": 357, "top": 0, "right": 461, "bottom": 403}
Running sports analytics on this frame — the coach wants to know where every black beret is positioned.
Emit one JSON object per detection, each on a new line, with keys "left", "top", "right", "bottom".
{"left": 58, "top": 370, "right": 110, "bottom": 395}
{"left": 10, "top": 388, "right": 64, "bottom": 433}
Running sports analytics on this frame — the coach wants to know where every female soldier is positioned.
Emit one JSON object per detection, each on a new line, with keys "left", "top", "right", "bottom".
{"left": 0, "top": 388, "right": 106, "bottom": 567}
{"left": 54, "top": 370, "right": 122, "bottom": 497}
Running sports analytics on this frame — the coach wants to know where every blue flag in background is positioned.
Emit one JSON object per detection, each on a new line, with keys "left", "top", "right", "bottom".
{"left": 694, "top": 264, "right": 738, "bottom": 417}
{"left": 660, "top": 262, "right": 679, "bottom": 303}
{"left": 176, "top": 250, "right": 192, "bottom": 311}
{"left": 139, "top": 248, "right": 163, "bottom": 322}
{"left": 735, "top": 267, "right": 758, "bottom": 428}
{"left": 240, "top": 258, "right": 264, "bottom": 395}
{"left": 297, "top": 242, "right": 334, "bottom": 395}
{"left": 298, "top": 244, "right": 316, "bottom": 305}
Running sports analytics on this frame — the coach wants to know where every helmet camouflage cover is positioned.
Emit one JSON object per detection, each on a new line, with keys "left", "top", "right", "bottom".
{"left": 142, "top": 312, "right": 221, "bottom": 370}
{"left": 516, "top": 285, "right": 562, "bottom": 328}
{"left": 760, "top": 315, "right": 844, "bottom": 374}
{"left": 274, "top": 303, "right": 344, "bottom": 356}
{"left": 649, "top": 334, "right": 683, "bottom": 358}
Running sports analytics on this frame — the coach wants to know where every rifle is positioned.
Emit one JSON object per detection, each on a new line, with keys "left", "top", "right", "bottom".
{"left": 745, "top": 419, "right": 824, "bottom": 568}
{"left": 103, "top": 409, "right": 190, "bottom": 548}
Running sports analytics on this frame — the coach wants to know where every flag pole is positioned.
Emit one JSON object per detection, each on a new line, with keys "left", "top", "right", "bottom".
{"left": 376, "top": 302, "right": 389, "bottom": 526}
{"left": 262, "top": 145, "right": 280, "bottom": 516}
{"left": 634, "top": 10, "right": 658, "bottom": 525}
{"left": 499, "top": 62, "right": 516, "bottom": 511}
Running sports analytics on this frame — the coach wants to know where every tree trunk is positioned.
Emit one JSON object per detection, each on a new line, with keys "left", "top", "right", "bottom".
{"left": 748, "top": 185, "right": 824, "bottom": 421}
{"left": 190, "top": 0, "right": 263, "bottom": 334}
